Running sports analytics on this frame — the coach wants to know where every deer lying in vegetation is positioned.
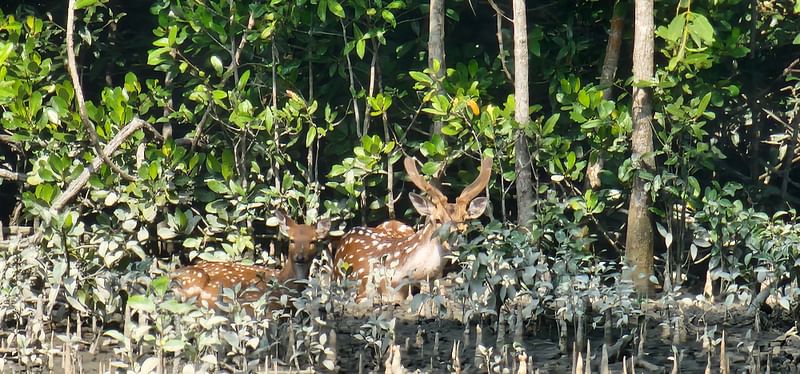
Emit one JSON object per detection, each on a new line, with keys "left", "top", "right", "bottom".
{"left": 334, "top": 156, "right": 492, "bottom": 302}
{"left": 171, "top": 211, "right": 330, "bottom": 310}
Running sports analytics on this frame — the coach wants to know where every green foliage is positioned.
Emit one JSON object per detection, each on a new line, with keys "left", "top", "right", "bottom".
{"left": 553, "top": 75, "right": 631, "bottom": 185}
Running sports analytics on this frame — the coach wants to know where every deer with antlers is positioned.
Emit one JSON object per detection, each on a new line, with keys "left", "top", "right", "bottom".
{"left": 171, "top": 211, "right": 330, "bottom": 310}
{"left": 334, "top": 156, "right": 492, "bottom": 302}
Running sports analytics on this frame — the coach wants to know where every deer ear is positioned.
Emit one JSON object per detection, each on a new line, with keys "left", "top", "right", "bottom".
{"left": 315, "top": 218, "right": 331, "bottom": 238}
{"left": 409, "top": 192, "right": 435, "bottom": 216}
{"left": 466, "top": 197, "right": 488, "bottom": 219}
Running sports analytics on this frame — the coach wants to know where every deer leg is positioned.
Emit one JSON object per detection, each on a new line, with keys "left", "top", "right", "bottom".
{"left": 355, "top": 279, "right": 369, "bottom": 303}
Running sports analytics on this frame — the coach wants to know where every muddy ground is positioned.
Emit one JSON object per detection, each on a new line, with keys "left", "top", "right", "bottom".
{"left": 330, "top": 296, "right": 800, "bottom": 373}
{"left": 4, "top": 290, "right": 799, "bottom": 373}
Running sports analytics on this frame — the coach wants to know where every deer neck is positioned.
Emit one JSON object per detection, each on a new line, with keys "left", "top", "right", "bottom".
{"left": 402, "top": 220, "right": 449, "bottom": 254}
{"left": 417, "top": 219, "right": 458, "bottom": 251}
{"left": 388, "top": 219, "right": 449, "bottom": 282}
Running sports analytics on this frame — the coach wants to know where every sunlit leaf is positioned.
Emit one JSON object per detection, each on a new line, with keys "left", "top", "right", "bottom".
{"left": 127, "top": 295, "right": 156, "bottom": 313}
{"left": 210, "top": 55, "right": 223, "bottom": 75}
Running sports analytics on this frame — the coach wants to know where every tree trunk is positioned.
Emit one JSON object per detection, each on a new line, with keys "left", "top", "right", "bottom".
{"left": 626, "top": 0, "right": 655, "bottom": 296}
{"left": 428, "top": 0, "right": 445, "bottom": 137}
{"left": 747, "top": 0, "right": 762, "bottom": 181}
{"left": 513, "top": 0, "right": 534, "bottom": 226}
{"left": 781, "top": 116, "right": 799, "bottom": 201}
{"left": 587, "top": 1, "right": 626, "bottom": 190}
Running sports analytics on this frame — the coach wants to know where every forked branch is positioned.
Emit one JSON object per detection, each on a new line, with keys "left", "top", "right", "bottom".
{"left": 31, "top": 117, "right": 149, "bottom": 244}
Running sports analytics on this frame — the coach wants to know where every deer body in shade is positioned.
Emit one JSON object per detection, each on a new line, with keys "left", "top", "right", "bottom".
{"left": 171, "top": 211, "right": 330, "bottom": 310}
{"left": 334, "top": 157, "right": 492, "bottom": 302}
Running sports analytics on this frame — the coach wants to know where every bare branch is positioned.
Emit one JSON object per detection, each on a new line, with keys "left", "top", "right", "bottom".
{"left": 0, "top": 168, "right": 26, "bottom": 181}
{"left": 341, "top": 21, "right": 363, "bottom": 138}
{"left": 0, "top": 135, "right": 19, "bottom": 146}
{"left": 66, "top": 0, "right": 135, "bottom": 181}
{"left": 486, "top": 0, "right": 513, "bottom": 81}
{"left": 51, "top": 118, "right": 148, "bottom": 212}
{"left": 362, "top": 38, "right": 379, "bottom": 136}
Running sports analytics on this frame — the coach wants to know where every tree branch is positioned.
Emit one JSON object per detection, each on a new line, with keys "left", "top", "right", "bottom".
{"left": 189, "top": 11, "right": 253, "bottom": 156}
{"left": 66, "top": 0, "right": 135, "bottom": 181}
{"left": 487, "top": 0, "right": 513, "bottom": 82}
{"left": 341, "top": 21, "right": 363, "bottom": 138}
{"left": 0, "top": 168, "right": 26, "bottom": 181}
{"left": 51, "top": 118, "right": 148, "bottom": 212}
{"left": 30, "top": 117, "right": 148, "bottom": 244}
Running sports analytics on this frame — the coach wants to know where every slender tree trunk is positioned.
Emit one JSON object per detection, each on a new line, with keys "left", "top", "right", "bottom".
{"left": 513, "top": 0, "right": 534, "bottom": 226}
{"left": 428, "top": 0, "right": 445, "bottom": 137}
{"left": 271, "top": 41, "right": 281, "bottom": 193}
{"left": 626, "top": 0, "right": 655, "bottom": 296}
{"left": 781, "top": 116, "right": 799, "bottom": 201}
{"left": 378, "top": 76, "right": 396, "bottom": 219}
{"left": 308, "top": 54, "right": 316, "bottom": 188}
{"left": 747, "top": 0, "right": 762, "bottom": 181}
{"left": 600, "top": 3, "right": 625, "bottom": 96}
{"left": 587, "top": 1, "right": 626, "bottom": 190}
{"left": 363, "top": 39, "right": 379, "bottom": 136}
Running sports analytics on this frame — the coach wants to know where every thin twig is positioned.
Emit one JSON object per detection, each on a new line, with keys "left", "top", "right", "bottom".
{"left": 190, "top": 109, "right": 212, "bottom": 153}
{"left": 341, "top": 21, "right": 363, "bottom": 138}
{"left": 486, "top": 0, "right": 513, "bottom": 82}
{"left": 378, "top": 75, "right": 395, "bottom": 219}
{"left": 363, "top": 38, "right": 380, "bottom": 136}
{"left": 271, "top": 39, "right": 282, "bottom": 192}
{"left": 190, "top": 12, "right": 253, "bottom": 154}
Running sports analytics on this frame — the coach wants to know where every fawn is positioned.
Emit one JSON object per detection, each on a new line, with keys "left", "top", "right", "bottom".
{"left": 171, "top": 211, "right": 331, "bottom": 310}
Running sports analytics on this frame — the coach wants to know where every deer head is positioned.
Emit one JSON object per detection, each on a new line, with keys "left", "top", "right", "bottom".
{"left": 404, "top": 156, "right": 492, "bottom": 233}
{"left": 275, "top": 210, "right": 331, "bottom": 282}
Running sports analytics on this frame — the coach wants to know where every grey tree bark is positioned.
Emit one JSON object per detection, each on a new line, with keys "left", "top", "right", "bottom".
{"left": 626, "top": 0, "right": 655, "bottom": 296}
{"left": 513, "top": 0, "right": 534, "bottom": 226}
{"left": 428, "top": 0, "right": 445, "bottom": 137}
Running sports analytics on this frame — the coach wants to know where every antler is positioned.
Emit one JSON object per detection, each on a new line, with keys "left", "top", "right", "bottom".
{"left": 456, "top": 157, "right": 493, "bottom": 205}
{"left": 404, "top": 157, "right": 448, "bottom": 205}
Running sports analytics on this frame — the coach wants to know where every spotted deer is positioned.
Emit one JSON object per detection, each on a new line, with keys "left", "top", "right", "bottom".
{"left": 334, "top": 156, "right": 492, "bottom": 302}
{"left": 171, "top": 211, "right": 331, "bottom": 310}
